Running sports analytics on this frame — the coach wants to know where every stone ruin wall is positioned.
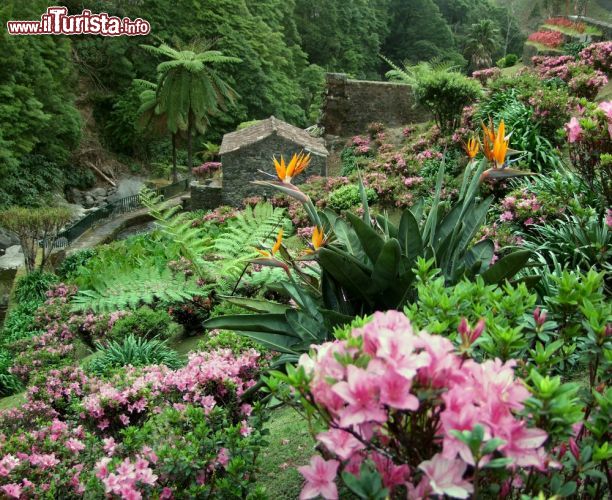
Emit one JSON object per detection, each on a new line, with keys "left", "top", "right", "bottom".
{"left": 320, "top": 73, "right": 430, "bottom": 137}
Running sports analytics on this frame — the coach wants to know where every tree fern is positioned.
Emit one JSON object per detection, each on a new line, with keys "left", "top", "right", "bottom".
{"left": 71, "top": 266, "right": 206, "bottom": 313}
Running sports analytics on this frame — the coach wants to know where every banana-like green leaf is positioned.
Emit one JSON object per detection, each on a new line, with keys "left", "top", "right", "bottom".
{"left": 357, "top": 170, "right": 371, "bottom": 227}
{"left": 481, "top": 250, "right": 531, "bottom": 284}
{"left": 398, "top": 209, "right": 423, "bottom": 261}
{"left": 218, "top": 296, "right": 289, "bottom": 314}
{"left": 286, "top": 309, "right": 327, "bottom": 343}
{"left": 346, "top": 212, "right": 384, "bottom": 264}
{"left": 236, "top": 331, "right": 300, "bottom": 355}
{"left": 372, "top": 239, "right": 401, "bottom": 293}
{"left": 463, "top": 238, "right": 494, "bottom": 275}
{"left": 203, "top": 313, "right": 293, "bottom": 335}
{"left": 333, "top": 218, "right": 367, "bottom": 262}
{"left": 318, "top": 248, "right": 374, "bottom": 305}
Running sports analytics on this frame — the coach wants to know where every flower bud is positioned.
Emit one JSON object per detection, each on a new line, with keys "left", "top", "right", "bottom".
{"left": 569, "top": 438, "right": 580, "bottom": 461}
{"left": 533, "top": 307, "right": 547, "bottom": 327}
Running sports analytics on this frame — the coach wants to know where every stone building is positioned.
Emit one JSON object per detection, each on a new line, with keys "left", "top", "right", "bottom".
{"left": 216, "top": 116, "right": 328, "bottom": 206}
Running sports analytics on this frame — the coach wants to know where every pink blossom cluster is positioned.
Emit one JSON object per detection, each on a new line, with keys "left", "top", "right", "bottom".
{"left": 0, "top": 416, "right": 96, "bottom": 497}
{"left": 191, "top": 205, "right": 238, "bottom": 226}
{"left": 351, "top": 136, "right": 371, "bottom": 155}
{"left": 80, "top": 349, "right": 261, "bottom": 434}
{"left": 472, "top": 67, "right": 501, "bottom": 85}
{"left": 416, "top": 150, "right": 443, "bottom": 163}
{"left": 499, "top": 190, "right": 548, "bottom": 227}
{"left": 566, "top": 101, "right": 612, "bottom": 143}
{"left": 403, "top": 176, "right": 424, "bottom": 187}
{"left": 580, "top": 42, "right": 612, "bottom": 75}
{"left": 296, "top": 311, "right": 548, "bottom": 499}
{"left": 527, "top": 30, "right": 564, "bottom": 48}
{"left": 402, "top": 126, "right": 415, "bottom": 137}
{"left": 96, "top": 456, "right": 158, "bottom": 499}
{"left": 192, "top": 162, "right": 221, "bottom": 178}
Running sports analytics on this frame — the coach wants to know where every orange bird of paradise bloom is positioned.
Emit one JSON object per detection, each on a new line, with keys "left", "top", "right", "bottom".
{"left": 479, "top": 119, "right": 534, "bottom": 182}
{"left": 464, "top": 136, "right": 479, "bottom": 159}
{"left": 481, "top": 119, "right": 496, "bottom": 162}
{"left": 273, "top": 152, "right": 311, "bottom": 184}
{"left": 306, "top": 226, "right": 327, "bottom": 254}
{"left": 256, "top": 228, "right": 284, "bottom": 258}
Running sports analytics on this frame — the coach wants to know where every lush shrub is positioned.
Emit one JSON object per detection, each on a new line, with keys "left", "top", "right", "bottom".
{"left": 87, "top": 335, "right": 184, "bottom": 376}
{"left": 328, "top": 184, "right": 377, "bottom": 211}
{"left": 580, "top": 41, "right": 612, "bottom": 75}
{"left": 273, "top": 311, "right": 551, "bottom": 498}
{"left": 565, "top": 101, "right": 612, "bottom": 206}
{"left": 496, "top": 53, "right": 518, "bottom": 68}
{"left": 55, "top": 248, "right": 97, "bottom": 280}
{"left": 0, "top": 349, "right": 267, "bottom": 498}
{"left": 198, "top": 329, "right": 265, "bottom": 354}
{"left": 13, "top": 271, "right": 58, "bottom": 305}
{"left": 108, "top": 307, "right": 180, "bottom": 343}
{"left": 414, "top": 70, "right": 483, "bottom": 132}
{"left": 0, "top": 300, "right": 41, "bottom": 345}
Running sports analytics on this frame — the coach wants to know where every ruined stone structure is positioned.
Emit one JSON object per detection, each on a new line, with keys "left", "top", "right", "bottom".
{"left": 320, "top": 73, "right": 430, "bottom": 136}
{"left": 215, "top": 116, "right": 328, "bottom": 207}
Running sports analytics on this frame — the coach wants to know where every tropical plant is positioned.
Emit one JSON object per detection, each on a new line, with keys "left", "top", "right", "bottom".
{"left": 521, "top": 212, "right": 611, "bottom": 278}
{"left": 140, "top": 42, "right": 241, "bottom": 172}
{"left": 465, "top": 20, "right": 501, "bottom": 70}
{"left": 86, "top": 335, "right": 183, "bottom": 376}
{"left": 205, "top": 157, "right": 532, "bottom": 357}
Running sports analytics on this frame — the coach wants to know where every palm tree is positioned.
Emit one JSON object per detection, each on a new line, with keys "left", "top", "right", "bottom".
{"left": 134, "top": 79, "right": 182, "bottom": 181}
{"left": 140, "top": 42, "right": 241, "bottom": 175}
{"left": 465, "top": 20, "right": 501, "bottom": 71}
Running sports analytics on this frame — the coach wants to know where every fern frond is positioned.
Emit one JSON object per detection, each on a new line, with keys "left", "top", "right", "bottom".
{"left": 71, "top": 267, "right": 206, "bottom": 314}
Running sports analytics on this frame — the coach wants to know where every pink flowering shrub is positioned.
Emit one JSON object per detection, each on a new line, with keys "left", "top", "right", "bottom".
{"left": 277, "top": 311, "right": 550, "bottom": 498}
{"left": 192, "top": 162, "right": 221, "bottom": 179}
{"left": 532, "top": 56, "right": 608, "bottom": 99}
{"left": 0, "top": 349, "right": 267, "bottom": 498}
{"left": 580, "top": 41, "right": 612, "bottom": 75}
{"left": 472, "top": 67, "right": 501, "bottom": 85}
{"left": 565, "top": 101, "right": 612, "bottom": 205}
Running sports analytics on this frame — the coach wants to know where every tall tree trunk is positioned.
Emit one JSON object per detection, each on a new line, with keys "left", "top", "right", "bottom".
{"left": 171, "top": 133, "right": 178, "bottom": 182}
{"left": 187, "top": 113, "right": 193, "bottom": 177}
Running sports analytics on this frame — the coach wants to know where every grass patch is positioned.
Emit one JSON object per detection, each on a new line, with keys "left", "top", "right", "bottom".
{"left": 257, "top": 405, "right": 315, "bottom": 499}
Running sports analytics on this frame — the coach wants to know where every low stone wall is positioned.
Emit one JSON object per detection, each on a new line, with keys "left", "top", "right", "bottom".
{"left": 320, "top": 73, "right": 430, "bottom": 136}
{"left": 190, "top": 183, "right": 223, "bottom": 211}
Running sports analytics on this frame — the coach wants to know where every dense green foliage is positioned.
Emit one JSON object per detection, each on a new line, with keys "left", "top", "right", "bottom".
{"left": 1, "top": 0, "right": 529, "bottom": 208}
{"left": 87, "top": 335, "right": 183, "bottom": 375}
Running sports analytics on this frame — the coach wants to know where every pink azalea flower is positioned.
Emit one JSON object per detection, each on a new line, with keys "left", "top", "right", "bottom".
{"left": 1, "top": 483, "right": 22, "bottom": 499}
{"left": 332, "top": 365, "right": 386, "bottom": 427}
{"left": 316, "top": 428, "right": 364, "bottom": 460}
{"left": 298, "top": 455, "right": 339, "bottom": 500}
{"left": 66, "top": 438, "right": 85, "bottom": 453}
{"left": 0, "top": 455, "right": 20, "bottom": 477}
{"left": 418, "top": 454, "right": 473, "bottom": 499}
{"left": 379, "top": 368, "right": 419, "bottom": 410}
{"left": 565, "top": 117, "right": 583, "bottom": 143}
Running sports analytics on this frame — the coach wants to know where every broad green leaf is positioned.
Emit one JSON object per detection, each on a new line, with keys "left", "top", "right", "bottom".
{"left": 481, "top": 250, "right": 531, "bottom": 284}
{"left": 398, "top": 209, "right": 423, "bottom": 260}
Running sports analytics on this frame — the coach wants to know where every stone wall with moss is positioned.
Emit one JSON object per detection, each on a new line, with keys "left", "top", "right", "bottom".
{"left": 320, "top": 73, "right": 430, "bottom": 136}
